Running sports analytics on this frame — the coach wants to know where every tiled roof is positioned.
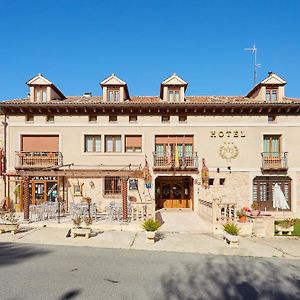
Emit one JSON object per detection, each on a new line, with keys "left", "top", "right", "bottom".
{"left": 1, "top": 95, "right": 300, "bottom": 105}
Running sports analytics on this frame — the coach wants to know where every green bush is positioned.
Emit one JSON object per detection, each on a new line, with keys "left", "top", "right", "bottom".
{"left": 142, "top": 219, "right": 160, "bottom": 232}
{"left": 276, "top": 218, "right": 297, "bottom": 228}
{"left": 236, "top": 209, "right": 246, "bottom": 218}
{"left": 223, "top": 222, "right": 240, "bottom": 236}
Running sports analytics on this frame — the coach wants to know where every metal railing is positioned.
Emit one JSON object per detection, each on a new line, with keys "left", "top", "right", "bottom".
{"left": 261, "top": 152, "right": 288, "bottom": 169}
{"left": 153, "top": 152, "right": 198, "bottom": 168}
{"left": 15, "top": 151, "right": 63, "bottom": 169}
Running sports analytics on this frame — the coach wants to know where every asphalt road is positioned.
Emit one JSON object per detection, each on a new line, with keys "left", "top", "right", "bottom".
{"left": 0, "top": 242, "right": 299, "bottom": 300}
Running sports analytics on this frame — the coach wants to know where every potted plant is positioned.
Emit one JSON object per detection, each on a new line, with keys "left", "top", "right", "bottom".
{"left": 251, "top": 202, "right": 260, "bottom": 217}
{"left": 275, "top": 218, "right": 296, "bottom": 236}
{"left": 223, "top": 222, "right": 240, "bottom": 247}
{"left": 142, "top": 219, "right": 160, "bottom": 243}
{"left": 236, "top": 209, "right": 247, "bottom": 223}
{"left": 71, "top": 215, "right": 92, "bottom": 239}
{"left": 0, "top": 209, "right": 20, "bottom": 234}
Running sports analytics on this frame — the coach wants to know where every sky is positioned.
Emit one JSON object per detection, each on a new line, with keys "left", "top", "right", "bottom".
{"left": 0, "top": 0, "right": 299, "bottom": 100}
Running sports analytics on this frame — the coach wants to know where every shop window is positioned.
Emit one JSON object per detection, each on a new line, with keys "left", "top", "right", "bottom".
{"left": 84, "top": 135, "right": 101, "bottom": 152}
{"left": 105, "top": 135, "right": 121, "bottom": 152}
{"left": 104, "top": 176, "right": 121, "bottom": 195}
{"left": 125, "top": 135, "right": 142, "bottom": 152}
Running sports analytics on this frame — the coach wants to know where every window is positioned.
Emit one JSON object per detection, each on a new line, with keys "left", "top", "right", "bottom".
{"left": 125, "top": 135, "right": 142, "bottom": 152}
{"left": 179, "top": 115, "right": 187, "bottom": 122}
{"left": 253, "top": 176, "right": 291, "bottom": 211}
{"left": 89, "top": 115, "right": 97, "bottom": 122}
{"left": 84, "top": 135, "right": 101, "bottom": 152}
{"left": 108, "top": 89, "right": 120, "bottom": 103}
{"left": 162, "top": 115, "right": 170, "bottom": 122}
{"left": 104, "top": 176, "right": 121, "bottom": 195}
{"left": 168, "top": 89, "right": 180, "bottom": 102}
{"left": 109, "top": 116, "right": 117, "bottom": 122}
{"left": 46, "top": 115, "right": 55, "bottom": 123}
{"left": 35, "top": 87, "right": 47, "bottom": 103}
{"left": 129, "top": 115, "right": 137, "bottom": 122}
{"left": 26, "top": 115, "right": 34, "bottom": 122}
{"left": 263, "top": 135, "right": 281, "bottom": 157}
{"left": 268, "top": 116, "right": 276, "bottom": 123}
{"left": 266, "top": 88, "right": 277, "bottom": 102}
{"left": 105, "top": 135, "right": 121, "bottom": 152}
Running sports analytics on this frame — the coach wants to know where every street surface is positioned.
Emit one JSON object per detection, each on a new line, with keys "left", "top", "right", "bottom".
{"left": 0, "top": 242, "right": 299, "bottom": 300}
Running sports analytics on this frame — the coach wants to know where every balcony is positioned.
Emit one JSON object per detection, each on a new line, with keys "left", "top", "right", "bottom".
{"left": 153, "top": 152, "right": 198, "bottom": 170}
{"left": 261, "top": 152, "right": 288, "bottom": 172}
{"left": 15, "top": 151, "right": 63, "bottom": 170}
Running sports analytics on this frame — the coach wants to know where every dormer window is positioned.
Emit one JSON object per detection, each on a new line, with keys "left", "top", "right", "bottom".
{"left": 168, "top": 88, "right": 180, "bottom": 102}
{"left": 35, "top": 87, "right": 47, "bottom": 103}
{"left": 108, "top": 88, "right": 120, "bottom": 103}
{"left": 266, "top": 88, "right": 277, "bottom": 103}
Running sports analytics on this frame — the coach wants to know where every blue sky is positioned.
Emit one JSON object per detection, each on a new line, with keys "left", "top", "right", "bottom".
{"left": 0, "top": 0, "right": 299, "bottom": 100}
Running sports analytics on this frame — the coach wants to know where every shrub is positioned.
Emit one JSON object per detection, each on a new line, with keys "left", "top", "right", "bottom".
{"left": 142, "top": 219, "right": 160, "bottom": 232}
{"left": 236, "top": 209, "right": 246, "bottom": 218}
{"left": 72, "top": 216, "right": 82, "bottom": 228}
{"left": 84, "top": 216, "right": 93, "bottom": 227}
{"left": 223, "top": 222, "right": 240, "bottom": 236}
{"left": 278, "top": 218, "right": 297, "bottom": 228}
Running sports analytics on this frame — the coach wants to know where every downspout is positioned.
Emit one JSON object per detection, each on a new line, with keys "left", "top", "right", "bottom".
{"left": 2, "top": 115, "right": 8, "bottom": 201}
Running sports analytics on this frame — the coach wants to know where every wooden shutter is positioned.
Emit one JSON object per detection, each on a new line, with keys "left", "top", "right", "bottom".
{"left": 125, "top": 135, "right": 142, "bottom": 148}
{"left": 22, "top": 135, "right": 59, "bottom": 152}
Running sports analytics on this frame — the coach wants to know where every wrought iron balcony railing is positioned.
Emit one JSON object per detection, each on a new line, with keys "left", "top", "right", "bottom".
{"left": 261, "top": 152, "right": 288, "bottom": 170}
{"left": 15, "top": 151, "right": 63, "bottom": 169}
{"left": 153, "top": 152, "right": 198, "bottom": 169}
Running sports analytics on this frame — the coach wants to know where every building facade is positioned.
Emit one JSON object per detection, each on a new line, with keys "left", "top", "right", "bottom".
{"left": 1, "top": 72, "right": 300, "bottom": 221}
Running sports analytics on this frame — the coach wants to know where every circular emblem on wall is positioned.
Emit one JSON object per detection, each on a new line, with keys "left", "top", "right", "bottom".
{"left": 219, "top": 142, "right": 239, "bottom": 162}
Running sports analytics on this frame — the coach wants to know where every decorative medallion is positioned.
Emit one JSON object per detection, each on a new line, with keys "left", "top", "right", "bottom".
{"left": 219, "top": 142, "right": 239, "bottom": 162}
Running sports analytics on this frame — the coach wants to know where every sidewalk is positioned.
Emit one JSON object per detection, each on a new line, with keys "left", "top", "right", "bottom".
{"left": 0, "top": 219, "right": 299, "bottom": 259}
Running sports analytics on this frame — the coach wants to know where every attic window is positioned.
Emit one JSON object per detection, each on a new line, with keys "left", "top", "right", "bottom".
{"left": 35, "top": 87, "right": 47, "bottom": 103}
{"left": 108, "top": 88, "right": 120, "bottom": 103}
{"left": 266, "top": 88, "right": 277, "bottom": 103}
{"left": 168, "top": 89, "right": 180, "bottom": 102}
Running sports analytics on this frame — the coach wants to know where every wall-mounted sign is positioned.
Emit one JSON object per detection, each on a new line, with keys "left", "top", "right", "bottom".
{"left": 219, "top": 142, "right": 239, "bottom": 162}
{"left": 32, "top": 176, "right": 57, "bottom": 181}
{"left": 129, "top": 179, "right": 138, "bottom": 190}
{"left": 210, "top": 131, "right": 246, "bottom": 138}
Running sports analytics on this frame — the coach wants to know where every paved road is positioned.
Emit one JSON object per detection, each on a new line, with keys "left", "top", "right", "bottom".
{"left": 0, "top": 243, "right": 299, "bottom": 300}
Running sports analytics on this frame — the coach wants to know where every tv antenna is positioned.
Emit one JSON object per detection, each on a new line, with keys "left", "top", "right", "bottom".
{"left": 244, "top": 44, "right": 261, "bottom": 85}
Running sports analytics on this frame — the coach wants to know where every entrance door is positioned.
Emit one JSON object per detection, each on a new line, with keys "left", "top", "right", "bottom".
{"left": 156, "top": 177, "right": 192, "bottom": 209}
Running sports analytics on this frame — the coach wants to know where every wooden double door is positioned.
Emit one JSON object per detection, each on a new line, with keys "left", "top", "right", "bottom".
{"left": 155, "top": 177, "right": 193, "bottom": 209}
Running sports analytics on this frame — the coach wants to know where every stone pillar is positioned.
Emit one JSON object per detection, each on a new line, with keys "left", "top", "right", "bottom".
{"left": 121, "top": 177, "right": 128, "bottom": 221}
{"left": 23, "top": 177, "right": 30, "bottom": 221}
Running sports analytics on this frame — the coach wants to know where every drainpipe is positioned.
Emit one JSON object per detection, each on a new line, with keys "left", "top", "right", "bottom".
{"left": 2, "top": 116, "right": 8, "bottom": 204}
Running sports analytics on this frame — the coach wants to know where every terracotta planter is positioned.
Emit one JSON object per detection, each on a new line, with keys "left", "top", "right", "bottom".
{"left": 275, "top": 225, "right": 294, "bottom": 236}
{"left": 145, "top": 231, "right": 156, "bottom": 243}
{"left": 0, "top": 224, "right": 19, "bottom": 234}
{"left": 238, "top": 215, "right": 247, "bottom": 223}
{"left": 71, "top": 227, "right": 92, "bottom": 239}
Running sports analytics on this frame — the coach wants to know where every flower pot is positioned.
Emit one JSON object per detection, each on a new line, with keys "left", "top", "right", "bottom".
{"left": 71, "top": 227, "right": 92, "bottom": 239}
{"left": 223, "top": 231, "right": 239, "bottom": 247}
{"left": 0, "top": 223, "right": 19, "bottom": 234}
{"left": 238, "top": 215, "right": 247, "bottom": 223}
{"left": 275, "top": 224, "right": 294, "bottom": 236}
{"left": 145, "top": 231, "right": 156, "bottom": 243}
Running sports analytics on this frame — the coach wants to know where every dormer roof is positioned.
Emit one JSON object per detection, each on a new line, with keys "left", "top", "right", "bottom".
{"left": 160, "top": 73, "right": 188, "bottom": 98}
{"left": 100, "top": 74, "right": 129, "bottom": 99}
{"left": 26, "top": 73, "right": 66, "bottom": 99}
{"left": 246, "top": 72, "right": 286, "bottom": 98}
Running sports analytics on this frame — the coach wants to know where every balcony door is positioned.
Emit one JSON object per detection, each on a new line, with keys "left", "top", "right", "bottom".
{"left": 263, "top": 135, "right": 282, "bottom": 168}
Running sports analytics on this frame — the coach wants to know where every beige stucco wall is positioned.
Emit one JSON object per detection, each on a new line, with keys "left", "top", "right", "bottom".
{"left": 5, "top": 114, "right": 300, "bottom": 215}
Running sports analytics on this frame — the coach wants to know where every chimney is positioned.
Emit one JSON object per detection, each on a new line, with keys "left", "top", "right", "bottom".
{"left": 268, "top": 71, "right": 273, "bottom": 76}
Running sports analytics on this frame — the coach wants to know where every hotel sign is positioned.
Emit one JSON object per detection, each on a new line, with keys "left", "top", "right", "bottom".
{"left": 210, "top": 131, "right": 246, "bottom": 138}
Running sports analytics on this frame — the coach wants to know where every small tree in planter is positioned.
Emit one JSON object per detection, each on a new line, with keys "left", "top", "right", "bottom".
{"left": 223, "top": 222, "right": 240, "bottom": 247}
{"left": 142, "top": 219, "right": 160, "bottom": 243}
{"left": 236, "top": 209, "right": 247, "bottom": 223}
{"left": 0, "top": 209, "right": 20, "bottom": 234}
